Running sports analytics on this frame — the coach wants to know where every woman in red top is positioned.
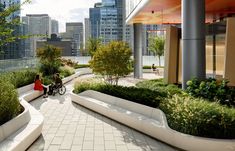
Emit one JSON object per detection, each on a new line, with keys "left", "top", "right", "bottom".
{"left": 34, "top": 74, "right": 48, "bottom": 98}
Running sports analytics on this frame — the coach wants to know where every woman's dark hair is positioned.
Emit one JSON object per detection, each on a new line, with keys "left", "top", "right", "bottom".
{"left": 35, "top": 74, "right": 40, "bottom": 82}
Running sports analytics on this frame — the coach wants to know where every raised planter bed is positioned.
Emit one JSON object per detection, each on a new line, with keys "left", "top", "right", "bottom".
{"left": 0, "top": 94, "right": 43, "bottom": 151}
{"left": 70, "top": 90, "right": 235, "bottom": 151}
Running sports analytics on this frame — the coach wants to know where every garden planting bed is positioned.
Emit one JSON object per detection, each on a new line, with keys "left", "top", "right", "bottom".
{"left": 71, "top": 90, "right": 235, "bottom": 151}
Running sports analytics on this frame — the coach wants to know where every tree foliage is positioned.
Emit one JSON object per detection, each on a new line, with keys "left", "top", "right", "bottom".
{"left": 0, "top": 0, "right": 30, "bottom": 50}
{"left": 87, "top": 37, "right": 102, "bottom": 57}
{"left": 149, "top": 35, "right": 165, "bottom": 66}
{"left": 36, "top": 45, "right": 62, "bottom": 76}
{"left": 89, "top": 41, "right": 132, "bottom": 85}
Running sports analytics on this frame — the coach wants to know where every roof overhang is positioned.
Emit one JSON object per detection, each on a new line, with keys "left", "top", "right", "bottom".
{"left": 126, "top": 0, "right": 235, "bottom": 25}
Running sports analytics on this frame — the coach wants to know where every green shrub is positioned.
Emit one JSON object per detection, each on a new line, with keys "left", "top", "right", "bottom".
{"left": 39, "top": 61, "right": 61, "bottom": 76}
{"left": 74, "top": 64, "right": 90, "bottom": 69}
{"left": 42, "top": 75, "right": 54, "bottom": 85}
{"left": 160, "top": 94, "right": 235, "bottom": 139}
{"left": 0, "top": 79, "right": 22, "bottom": 125}
{"left": 136, "top": 79, "right": 182, "bottom": 97}
{"left": 74, "top": 79, "right": 163, "bottom": 108}
{"left": 0, "top": 69, "right": 38, "bottom": 88}
{"left": 59, "top": 65, "right": 75, "bottom": 78}
{"left": 186, "top": 78, "right": 235, "bottom": 107}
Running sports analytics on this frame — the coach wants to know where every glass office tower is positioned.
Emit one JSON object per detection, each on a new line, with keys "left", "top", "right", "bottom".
{"left": 90, "top": 0, "right": 124, "bottom": 44}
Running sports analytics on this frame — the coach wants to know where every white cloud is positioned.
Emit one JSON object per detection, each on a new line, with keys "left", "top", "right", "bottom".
{"left": 21, "top": 0, "right": 101, "bottom": 32}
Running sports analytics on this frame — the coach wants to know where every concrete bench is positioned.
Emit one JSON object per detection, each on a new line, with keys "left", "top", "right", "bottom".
{"left": 70, "top": 90, "right": 235, "bottom": 151}
{"left": 0, "top": 91, "right": 44, "bottom": 151}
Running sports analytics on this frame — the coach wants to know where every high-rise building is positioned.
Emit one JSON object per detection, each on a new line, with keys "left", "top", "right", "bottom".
{"left": 22, "top": 14, "right": 52, "bottom": 57}
{"left": 84, "top": 18, "right": 90, "bottom": 53}
{"left": 51, "top": 19, "right": 59, "bottom": 35}
{"left": 89, "top": 3, "right": 102, "bottom": 39}
{"left": 0, "top": 0, "right": 22, "bottom": 59}
{"left": 65, "top": 22, "right": 83, "bottom": 55}
{"left": 89, "top": 0, "right": 125, "bottom": 44}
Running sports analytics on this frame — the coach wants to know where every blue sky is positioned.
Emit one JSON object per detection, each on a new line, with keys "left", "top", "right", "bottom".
{"left": 21, "top": 0, "right": 101, "bottom": 32}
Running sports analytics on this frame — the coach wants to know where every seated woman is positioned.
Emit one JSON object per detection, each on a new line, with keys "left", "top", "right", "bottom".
{"left": 34, "top": 74, "right": 48, "bottom": 98}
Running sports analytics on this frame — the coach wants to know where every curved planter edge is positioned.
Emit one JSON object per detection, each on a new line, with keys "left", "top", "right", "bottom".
{"left": 0, "top": 103, "right": 30, "bottom": 142}
{"left": 70, "top": 90, "right": 235, "bottom": 151}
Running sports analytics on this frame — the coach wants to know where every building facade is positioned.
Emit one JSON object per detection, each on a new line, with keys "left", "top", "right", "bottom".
{"left": 51, "top": 19, "right": 59, "bottom": 35}
{"left": 89, "top": 3, "right": 102, "bottom": 39}
{"left": 22, "top": 14, "right": 52, "bottom": 57}
{"left": 37, "top": 34, "right": 77, "bottom": 56}
{"left": 65, "top": 22, "right": 83, "bottom": 55}
{"left": 84, "top": 18, "right": 91, "bottom": 54}
{"left": 89, "top": 0, "right": 125, "bottom": 44}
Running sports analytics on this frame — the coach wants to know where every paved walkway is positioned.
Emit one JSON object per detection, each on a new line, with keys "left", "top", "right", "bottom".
{"left": 27, "top": 74, "right": 179, "bottom": 151}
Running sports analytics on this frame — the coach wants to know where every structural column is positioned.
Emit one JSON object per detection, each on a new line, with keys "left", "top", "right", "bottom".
{"left": 182, "top": 0, "right": 206, "bottom": 89}
{"left": 133, "top": 23, "right": 143, "bottom": 79}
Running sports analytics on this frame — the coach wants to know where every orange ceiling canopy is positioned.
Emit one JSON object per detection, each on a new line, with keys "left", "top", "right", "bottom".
{"left": 127, "top": 0, "right": 235, "bottom": 24}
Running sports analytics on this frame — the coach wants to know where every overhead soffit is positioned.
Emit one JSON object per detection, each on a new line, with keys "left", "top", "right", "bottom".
{"left": 128, "top": 0, "right": 235, "bottom": 24}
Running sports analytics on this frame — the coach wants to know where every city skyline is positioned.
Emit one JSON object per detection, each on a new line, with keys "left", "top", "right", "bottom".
{"left": 21, "top": 0, "right": 101, "bottom": 32}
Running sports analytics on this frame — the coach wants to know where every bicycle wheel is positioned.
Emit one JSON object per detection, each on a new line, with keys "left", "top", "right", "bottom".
{"left": 58, "top": 85, "right": 66, "bottom": 95}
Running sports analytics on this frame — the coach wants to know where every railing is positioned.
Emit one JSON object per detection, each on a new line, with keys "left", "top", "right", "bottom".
{"left": 0, "top": 56, "right": 165, "bottom": 73}
{"left": 0, "top": 58, "right": 38, "bottom": 72}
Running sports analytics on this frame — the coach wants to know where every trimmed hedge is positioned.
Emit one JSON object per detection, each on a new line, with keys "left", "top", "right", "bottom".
{"left": 136, "top": 79, "right": 182, "bottom": 96}
{"left": 74, "top": 78, "right": 235, "bottom": 139}
{"left": 160, "top": 94, "right": 235, "bottom": 139}
{"left": 74, "top": 81, "right": 164, "bottom": 108}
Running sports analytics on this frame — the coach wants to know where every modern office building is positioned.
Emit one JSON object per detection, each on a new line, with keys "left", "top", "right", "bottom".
{"left": 36, "top": 34, "right": 78, "bottom": 56}
{"left": 84, "top": 18, "right": 90, "bottom": 52}
{"left": 51, "top": 19, "right": 59, "bottom": 35}
{"left": 89, "top": 0, "right": 125, "bottom": 44}
{"left": 126, "top": 0, "right": 235, "bottom": 88}
{"left": 22, "top": 14, "right": 52, "bottom": 57}
{"left": 89, "top": 3, "right": 102, "bottom": 39}
{"left": 65, "top": 22, "right": 83, "bottom": 55}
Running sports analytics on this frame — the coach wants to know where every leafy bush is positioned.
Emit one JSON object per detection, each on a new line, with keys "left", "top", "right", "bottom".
{"left": 59, "top": 65, "right": 75, "bottom": 78}
{"left": 37, "top": 45, "right": 62, "bottom": 76}
{"left": 74, "top": 64, "right": 90, "bottom": 69}
{"left": 0, "top": 79, "right": 22, "bottom": 125}
{"left": 0, "top": 69, "right": 38, "bottom": 88}
{"left": 160, "top": 94, "right": 235, "bottom": 139}
{"left": 136, "top": 79, "right": 182, "bottom": 97}
{"left": 186, "top": 78, "right": 235, "bottom": 107}
{"left": 74, "top": 79, "right": 163, "bottom": 108}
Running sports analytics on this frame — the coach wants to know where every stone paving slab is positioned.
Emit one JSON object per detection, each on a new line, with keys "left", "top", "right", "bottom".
{"left": 27, "top": 74, "right": 179, "bottom": 151}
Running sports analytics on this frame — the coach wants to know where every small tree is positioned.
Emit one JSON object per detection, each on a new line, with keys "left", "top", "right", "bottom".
{"left": 149, "top": 35, "right": 165, "bottom": 66}
{"left": 0, "top": 0, "right": 30, "bottom": 53}
{"left": 89, "top": 41, "right": 132, "bottom": 85}
{"left": 87, "top": 37, "right": 102, "bottom": 57}
{"left": 36, "top": 45, "right": 62, "bottom": 76}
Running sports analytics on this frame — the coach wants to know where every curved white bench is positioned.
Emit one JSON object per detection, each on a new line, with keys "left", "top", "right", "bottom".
{"left": 0, "top": 69, "right": 92, "bottom": 151}
{"left": 0, "top": 93, "right": 44, "bottom": 151}
{"left": 70, "top": 90, "right": 235, "bottom": 151}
